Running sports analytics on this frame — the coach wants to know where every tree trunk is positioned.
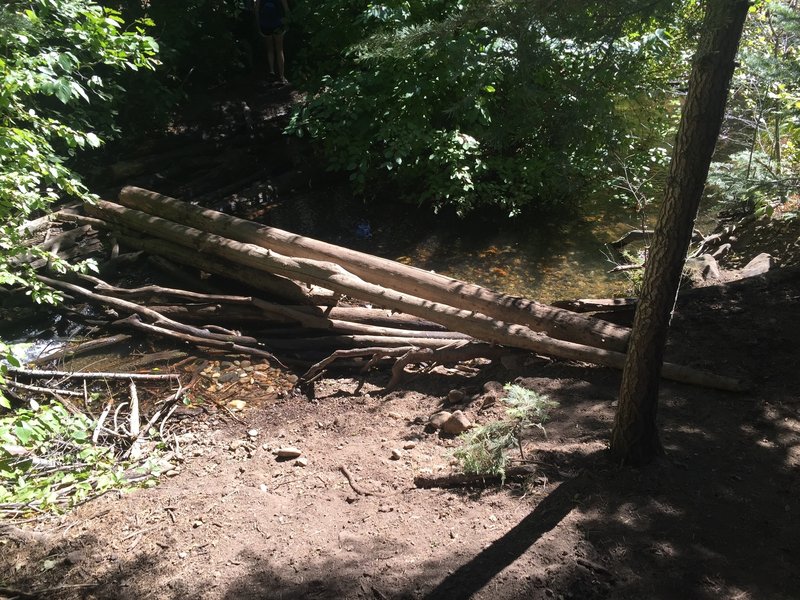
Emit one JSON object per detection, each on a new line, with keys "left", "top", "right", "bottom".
{"left": 116, "top": 186, "right": 631, "bottom": 352}
{"left": 611, "top": 0, "right": 750, "bottom": 465}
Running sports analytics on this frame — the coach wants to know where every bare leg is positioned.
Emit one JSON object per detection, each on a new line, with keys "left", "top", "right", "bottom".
{"left": 264, "top": 34, "right": 276, "bottom": 76}
{"left": 273, "top": 33, "right": 286, "bottom": 82}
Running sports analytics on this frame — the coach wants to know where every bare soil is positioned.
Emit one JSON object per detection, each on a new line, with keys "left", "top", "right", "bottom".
{"left": 2, "top": 80, "right": 800, "bottom": 600}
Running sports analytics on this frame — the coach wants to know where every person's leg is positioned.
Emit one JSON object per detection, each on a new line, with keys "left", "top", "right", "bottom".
{"left": 273, "top": 32, "right": 286, "bottom": 82}
{"left": 264, "top": 33, "right": 276, "bottom": 77}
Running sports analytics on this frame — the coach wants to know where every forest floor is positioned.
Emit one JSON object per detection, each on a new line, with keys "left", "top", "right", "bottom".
{"left": 1, "top": 78, "right": 800, "bottom": 600}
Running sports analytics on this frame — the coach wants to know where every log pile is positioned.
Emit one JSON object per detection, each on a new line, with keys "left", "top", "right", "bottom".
{"left": 9, "top": 186, "right": 745, "bottom": 391}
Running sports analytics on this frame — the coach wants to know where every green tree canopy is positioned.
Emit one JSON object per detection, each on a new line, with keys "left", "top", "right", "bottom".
{"left": 289, "top": 0, "right": 695, "bottom": 215}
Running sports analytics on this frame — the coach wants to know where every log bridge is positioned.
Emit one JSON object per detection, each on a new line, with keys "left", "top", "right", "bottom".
{"left": 56, "top": 186, "right": 744, "bottom": 391}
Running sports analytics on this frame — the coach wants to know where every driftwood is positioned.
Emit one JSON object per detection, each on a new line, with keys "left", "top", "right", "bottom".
{"left": 79, "top": 199, "right": 747, "bottom": 391}
{"left": 302, "top": 342, "right": 515, "bottom": 383}
{"left": 83, "top": 201, "right": 629, "bottom": 361}
{"left": 114, "top": 187, "right": 631, "bottom": 352}
{"left": 551, "top": 298, "right": 637, "bottom": 313}
{"left": 31, "top": 334, "right": 133, "bottom": 366}
{"left": 8, "top": 366, "right": 179, "bottom": 381}
{"left": 609, "top": 229, "right": 655, "bottom": 249}
{"left": 114, "top": 233, "right": 337, "bottom": 305}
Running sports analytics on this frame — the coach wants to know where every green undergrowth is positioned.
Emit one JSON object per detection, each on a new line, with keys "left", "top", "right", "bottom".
{"left": 0, "top": 399, "right": 160, "bottom": 518}
{"left": 453, "top": 384, "right": 558, "bottom": 482}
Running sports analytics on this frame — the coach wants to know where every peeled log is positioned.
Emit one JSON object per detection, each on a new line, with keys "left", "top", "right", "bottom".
{"left": 113, "top": 233, "right": 336, "bottom": 305}
{"left": 117, "top": 186, "right": 630, "bottom": 352}
{"left": 83, "top": 200, "right": 745, "bottom": 391}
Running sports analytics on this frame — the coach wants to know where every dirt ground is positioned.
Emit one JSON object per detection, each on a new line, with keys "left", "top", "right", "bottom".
{"left": 2, "top": 265, "right": 799, "bottom": 600}
{"left": 2, "top": 80, "right": 800, "bottom": 600}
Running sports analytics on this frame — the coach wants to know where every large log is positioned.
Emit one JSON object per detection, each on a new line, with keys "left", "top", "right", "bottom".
{"left": 114, "top": 232, "right": 337, "bottom": 305}
{"left": 116, "top": 186, "right": 630, "bottom": 352}
{"left": 83, "top": 200, "right": 745, "bottom": 391}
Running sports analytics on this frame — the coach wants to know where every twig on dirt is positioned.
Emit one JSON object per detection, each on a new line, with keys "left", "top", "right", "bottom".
{"left": 576, "top": 557, "right": 614, "bottom": 578}
{"left": 120, "top": 524, "right": 161, "bottom": 542}
{"left": 413, "top": 465, "right": 539, "bottom": 489}
{"left": 0, "top": 584, "right": 98, "bottom": 599}
{"left": 338, "top": 465, "right": 386, "bottom": 497}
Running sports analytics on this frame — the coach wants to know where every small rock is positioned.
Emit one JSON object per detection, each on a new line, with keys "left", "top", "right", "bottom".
{"left": 259, "top": 483, "right": 268, "bottom": 492}
{"left": 178, "top": 551, "right": 188, "bottom": 559}
{"left": 240, "top": 360, "right": 252, "bottom": 368}
{"left": 165, "top": 469, "right": 180, "bottom": 477}
{"left": 275, "top": 447, "right": 302, "bottom": 459}
{"left": 390, "top": 449, "right": 402, "bottom": 460}
{"left": 402, "top": 441, "right": 417, "bottom": 450}
{"left": 295, "top": 457, "right": 309, "bottom": 467}
{"left": 443, "top": 410, "right": 471, "bottom": 435}
{"left": 429, "top": 411, "right": 452, "bottom": 430}
{"left": 227, "top": 399, "right": 247, "bottom": 411}
{"left": 247, "top": 429, "right": 259, "bottom": 438}
{"left": 483, "top": 381, "right": 504, "bottom": 395}
{"left": 447, "top": 389, "right": 465, "bottom": 404}
{"left": 217, "top": 372, "right": 238, "bottom": 384}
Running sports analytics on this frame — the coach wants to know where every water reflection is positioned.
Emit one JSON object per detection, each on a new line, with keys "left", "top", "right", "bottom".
{"left": 352, "top": 201, "right": 646, "bottom": 304}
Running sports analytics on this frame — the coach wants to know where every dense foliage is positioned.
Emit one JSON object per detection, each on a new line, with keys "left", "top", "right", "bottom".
{"left": 288, "top": 0, "right": 693, "bottom": 215}
{"left": 709, "top": 0, "right": 800, "bottom": 217}
{"left": 0, "top": 0, "right": 157, "bottom": 400}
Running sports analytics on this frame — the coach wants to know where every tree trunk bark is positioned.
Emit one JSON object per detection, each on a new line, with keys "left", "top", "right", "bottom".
{"left": 611, "top": 0, "right": 750, "bottom": 465}
{"left": 116, "top": 186, "right": 631, "bottom": 352}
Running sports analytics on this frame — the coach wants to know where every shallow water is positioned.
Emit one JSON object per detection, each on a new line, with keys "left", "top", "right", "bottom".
{"left": 338, "top": 192, "right": 722, "bottom": 304}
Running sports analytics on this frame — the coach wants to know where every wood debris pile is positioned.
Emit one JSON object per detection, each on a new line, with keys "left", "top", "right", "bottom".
{"left": 4, "top": 186, "right": 746, "bottom": 393}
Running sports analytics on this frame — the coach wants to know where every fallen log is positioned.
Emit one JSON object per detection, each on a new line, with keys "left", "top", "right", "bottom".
{"left": 115, "top": 314, "right": 278, "bottom": 361}
{"left": 551, "top": 298, "right": 637, "bottom": 313}
{"left": 609, "top": 229, "right": 655, "bottom": 249}
{"left": 115, "top": 187, "right": 630, "bottom": 352}
{"left": 38, "top": 276, "right": 280, "bottom": 367}
{"left": 31, "top": 334, "right": 133, "bottom": 366}
{"left": 8, "top": 366, "right": 179, "bottom": 381}
{"left": 83, "top": 278, "right": 447, "bottom": 330}
{"left": 82, "top": 200, "right": 747, "bottom": 391}
{"left": 114, "top": 233, "right": 337, "bottom": 305}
